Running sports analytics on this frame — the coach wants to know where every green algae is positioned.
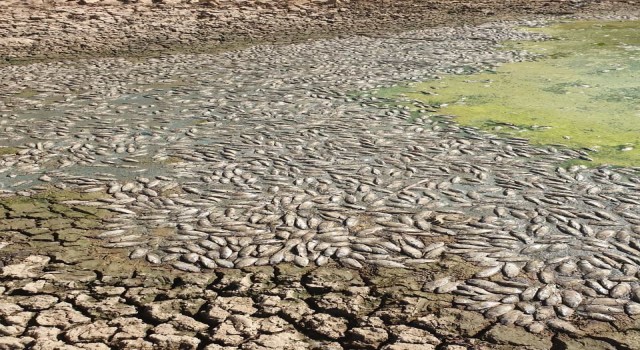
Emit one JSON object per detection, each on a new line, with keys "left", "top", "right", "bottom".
{"left": 14, "top": 88, "right": 38, "bottom": 98}
{"left": 0, "top": 189, "right": 111, "bottom": 228}
{"left": 0, "top": 147, "right": 19, "bottom": 155}
{"left": 376, "top": 20, "right": 640, "bottom": 167}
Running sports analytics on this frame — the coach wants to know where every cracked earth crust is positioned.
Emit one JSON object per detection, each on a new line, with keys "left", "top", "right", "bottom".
{"left": 4, "top": 250, "right": 640, "bottom": 350}
{"left": 1, "top": 0, "right": 639, "bottom": 64}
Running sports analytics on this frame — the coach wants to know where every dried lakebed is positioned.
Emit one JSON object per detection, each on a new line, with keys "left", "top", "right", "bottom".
{"left": 1, "top": 18, "right": 640, "bottom": 349}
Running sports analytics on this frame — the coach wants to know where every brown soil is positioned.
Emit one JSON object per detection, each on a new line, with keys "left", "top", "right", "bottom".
{"left": 0, "top": 0, "right": 638, "bottom": 64}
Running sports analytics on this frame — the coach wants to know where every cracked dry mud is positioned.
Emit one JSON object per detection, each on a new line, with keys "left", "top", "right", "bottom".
{"left": 0, "top": 251, "right": 573, "bottom": 350}
{"left": 3, "top": 5, "right": 640, "bottom": 350}
{"left": 2, "top": 0, "right": 636, "bottom": 65}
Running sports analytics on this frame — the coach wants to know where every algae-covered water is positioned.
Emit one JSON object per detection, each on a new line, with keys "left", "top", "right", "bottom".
{"left": 377, "top": 20, "right": 640, "bottom": 167}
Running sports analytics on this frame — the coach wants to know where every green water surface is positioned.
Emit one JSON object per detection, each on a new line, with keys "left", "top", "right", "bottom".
{"left": 378, "top": 20, "right": 640, "bottom": 167}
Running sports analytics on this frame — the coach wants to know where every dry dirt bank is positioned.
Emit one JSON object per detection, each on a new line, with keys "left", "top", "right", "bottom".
{"left": 0, "top": 0, "right": 638, "bottom": 63}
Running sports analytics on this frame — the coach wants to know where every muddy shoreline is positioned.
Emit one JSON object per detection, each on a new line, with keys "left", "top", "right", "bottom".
{"left": 1, "top": 0, "right": 638, "bottom": 65}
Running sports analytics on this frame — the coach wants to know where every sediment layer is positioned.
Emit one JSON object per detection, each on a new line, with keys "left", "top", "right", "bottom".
{"left": 1, "top": 0, "right": 638, "bottom": 63}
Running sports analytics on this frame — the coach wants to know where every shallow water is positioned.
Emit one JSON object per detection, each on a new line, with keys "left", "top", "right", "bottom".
{"left": 377, "top": 20, "right": 640, "bottom": 167}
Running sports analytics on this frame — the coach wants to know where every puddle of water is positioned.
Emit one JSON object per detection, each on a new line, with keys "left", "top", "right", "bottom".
{"left": 377, "top": 20, "right": 640, "bottom": 167}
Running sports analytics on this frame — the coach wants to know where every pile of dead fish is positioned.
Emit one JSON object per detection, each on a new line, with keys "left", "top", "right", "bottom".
{"left": 1, "top": 19, "right": 640, "bottom": 332}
